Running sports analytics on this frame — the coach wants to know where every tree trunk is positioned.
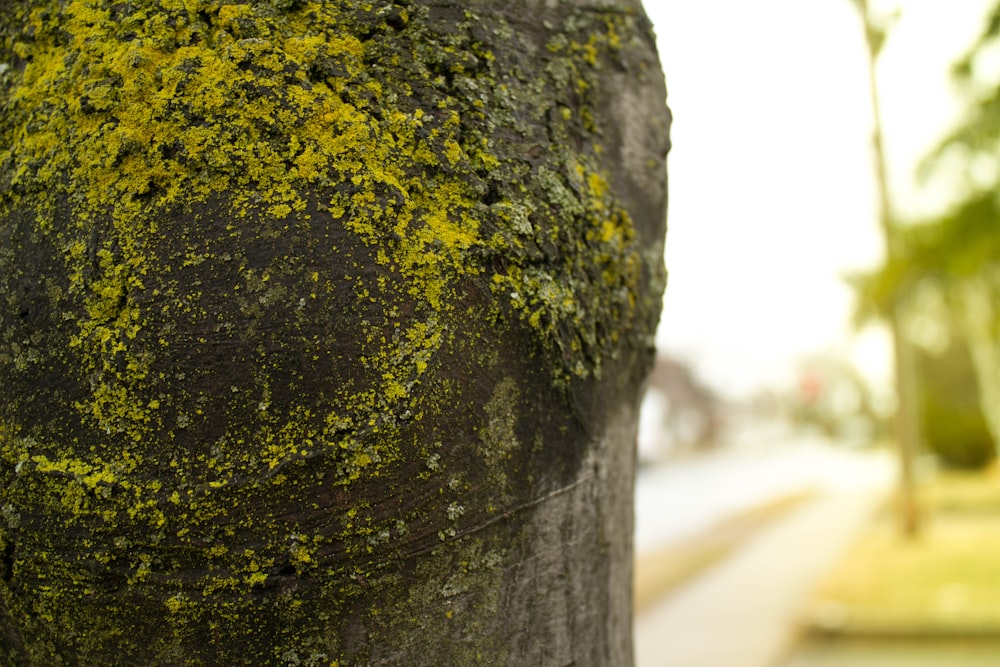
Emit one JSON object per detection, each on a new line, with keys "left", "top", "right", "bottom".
{"left": 0, "top": 1, "right": 669, "bottom": 664}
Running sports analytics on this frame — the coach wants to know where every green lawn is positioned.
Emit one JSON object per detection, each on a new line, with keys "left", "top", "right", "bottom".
{"left": 808, "top": 470, "right": 1000, "bottom": 635}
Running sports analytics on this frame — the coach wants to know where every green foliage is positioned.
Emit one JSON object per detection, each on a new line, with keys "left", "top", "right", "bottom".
{"left": 855, "top": 1, "right": 1000, "bottom": 305}
{"left": 852, "top": 199, "right": 1000, "bottom": 467}
{"left": 918, "top": 341, "right": 995, "bottom": 470}
{"left": 850, "top": 192, "right": 1000, "bottom": 327}
{"left": 925, "top": 2, "right": 1000, "bottom": 189}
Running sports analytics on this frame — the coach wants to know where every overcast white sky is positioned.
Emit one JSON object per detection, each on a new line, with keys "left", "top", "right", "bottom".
{"left": 644, "top": 0, "right": 993, "bottom": 399}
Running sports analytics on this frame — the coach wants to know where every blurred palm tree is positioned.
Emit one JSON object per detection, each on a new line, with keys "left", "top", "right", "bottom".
{"left": 853, "top": 2, "right": 1000, "bottom": 463}
{"left": 850, "top": 0, "right": 921, "bottom": 535}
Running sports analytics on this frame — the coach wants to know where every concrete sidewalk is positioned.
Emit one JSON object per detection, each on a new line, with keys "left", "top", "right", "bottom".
{"left": 633, "top": 482, "right": 890, "bottom": 667}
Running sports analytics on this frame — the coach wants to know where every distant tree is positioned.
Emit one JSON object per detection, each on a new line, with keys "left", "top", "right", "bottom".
{"left": 0, "top": 1, "right": 669, "bottom": 664}
{"left": 644, "top": 355, "right": 722, "bottom": 455}
{"left": 791, "top": 356, "right": 882, "bottom": 445}
{"left": 912, "top": 3, "right": 1000, "bottom": 454}
{"left": 853, "top": 2, "right": 1000, "bottom": 461}
{"left": 851, "top": 200, "right": 1000, "bottom": 457}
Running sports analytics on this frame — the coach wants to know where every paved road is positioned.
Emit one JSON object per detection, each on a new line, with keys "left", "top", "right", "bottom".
{"left": 633, "top": 438, "right": 894, "bottom": 667}
{"left": 635, "top": 434, "right": 892, "bottom": 552}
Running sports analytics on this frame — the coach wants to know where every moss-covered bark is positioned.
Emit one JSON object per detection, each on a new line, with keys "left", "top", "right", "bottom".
{"left": 0, "top": 1, "right": 669, "bottom": 664}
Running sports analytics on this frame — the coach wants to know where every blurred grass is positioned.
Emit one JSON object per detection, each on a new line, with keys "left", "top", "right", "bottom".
{"left": 634, "top": 491, "right": 814, "bottom": 613}
{"left": 808, "top": 468, "right": 1000, "bottom": 635}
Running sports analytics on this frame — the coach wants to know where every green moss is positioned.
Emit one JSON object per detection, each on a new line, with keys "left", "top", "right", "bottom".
{"left": 478, "top": 377, "right": 519, "bottom": 498}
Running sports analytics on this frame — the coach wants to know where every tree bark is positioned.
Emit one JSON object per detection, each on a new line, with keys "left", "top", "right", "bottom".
{"left": 0, "top": 1, "right": 669, "bottom": 664}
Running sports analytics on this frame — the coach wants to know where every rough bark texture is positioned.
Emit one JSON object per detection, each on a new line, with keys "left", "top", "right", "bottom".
{"left": 0, "top": 1, "right": 669, "bottom": 664}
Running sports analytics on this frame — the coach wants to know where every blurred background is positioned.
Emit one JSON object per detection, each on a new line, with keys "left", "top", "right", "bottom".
{"left": 633, "top": 0, "right": 1000, "bottom": 665}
